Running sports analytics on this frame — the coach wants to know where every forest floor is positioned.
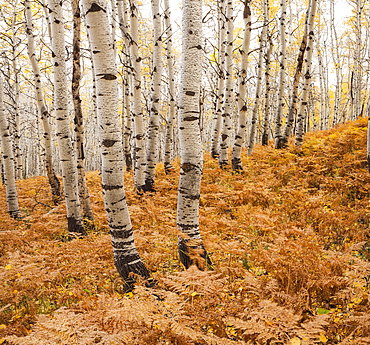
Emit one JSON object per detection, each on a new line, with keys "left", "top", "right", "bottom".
{"left": 1, "top": 118, "right": 370, "bottom": 345}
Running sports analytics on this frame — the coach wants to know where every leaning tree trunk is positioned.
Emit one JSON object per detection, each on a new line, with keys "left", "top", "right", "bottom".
{"left": 231, "top": 0, "right": 251, "bottom": 171}
{"left": 163, "top": 0, "right": 176, "bottom": 174}
{"left": 129, "top": 0, "right": 146, "bottom": 191}
{"left": 274, "top": 0, "right": 287, "bottom": 149}
{"left": 0, "top": 74, "right": 20, "bottom": 219}
{"left": 143, "top": 0, "right": 162, "bottom": 192}
{"left": 219, "top": 0, "right": 234, "bottom": 168}
{"left": 295, "top": 0, "right": 317, "bottom": 146}
{"left": 48, "top": 0, "right": 85, "bottom": 234}
{"left": 72, "top": 0, "right": 94, "bottom": 221}
{"left": 24, "top": 0, "right": 62, "bottom": 204}
{"left": 82, "top": 0, "right": 149, "bottom": 282}
{"left": 262, "top": 34, "right": 272, "bottom": 146}
{"left": 177, "top": 0, "right": 210, "bottom": 269}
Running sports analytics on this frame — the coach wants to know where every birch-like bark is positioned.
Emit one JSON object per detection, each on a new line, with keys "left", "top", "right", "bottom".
{"left": 82, "top": 0, "right": 149, "bottom": 282}
{"left": 163, "top": 0, "right": 176, "bottom": 174}
{"left": 48, "top": 0, "right": 85, "bottom": 234}
{"left": 274, "top": 0, "right": 287, "bottom": 148}
{"left": 295, "top": 0, "right": 317, "bottom": 146}
{"left": 143, "top": 0, "right": 162, "bottom": 192}
{"left": 231, "top": 0, "right": 251, "bottom": 171}
{"left": 211, "top": 0, "right": 226, "bottom": 159}
{"left": 24, "top": 0, "right": 62, "bottom": 204}
{"left": 262, "top": 34, "right": 272, "bottom": 146}
{"left": 247, "top": 0, "right": 268, "bottom": 155}
{"left": 72, "top": 0, "right": 93, "bottom": 221}
{"left": 129, "top": 0, "right": 146, "bottom": 191}
{"left": 177, "top": 0, "right": 210, "bottom": 269}
{"left": 117, "top": 0, "right": 133, "bottom": 171}
{"left": 0, "top": 73, "right": 20, "bottom": 219}
{"left": 280, "top": 5, "right": 310, "bottom": 147}
{"left": 219, "top": 0, "right": 234, "bottom": 167}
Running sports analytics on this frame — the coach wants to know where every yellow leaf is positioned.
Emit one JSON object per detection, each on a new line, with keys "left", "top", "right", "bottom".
{"left": 289, "top": 338, "right": 301, "bottom": 345}
{"left": 0, "top": 338, "right": 5, "bottom": 344}
{"left": 0, "top": 325, "right": 6, "bottom": 330}
{"left": 4, "top": 265, "right": 11, "bottom": 270}
{"left": 319, "top": 333, "right": 328, "bottom": 343}
{"left": 191, "top": 292, "right": 197, "bottom": 297}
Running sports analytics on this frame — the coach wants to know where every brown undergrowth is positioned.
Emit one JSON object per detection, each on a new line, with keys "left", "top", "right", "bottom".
{"left": 1, "top": 118, "right": 370, "bottom": 344}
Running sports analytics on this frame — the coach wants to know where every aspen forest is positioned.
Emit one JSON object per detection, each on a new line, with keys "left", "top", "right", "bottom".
{"left": 1, "top": 0, "right": 370, "bottom": 343}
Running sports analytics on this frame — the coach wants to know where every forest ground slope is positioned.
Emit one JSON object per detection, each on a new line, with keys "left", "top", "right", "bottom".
{"left": 1, "top": 118, "right": 370, "bottom": 344}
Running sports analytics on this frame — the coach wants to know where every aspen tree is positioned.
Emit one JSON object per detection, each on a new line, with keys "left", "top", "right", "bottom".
{"left": 262, "top": 33, "right": 272, "bottom": 146}
{"left": 329, "top": 0, "right": 342, "bottom": 126}
{"left": 143, "top": 0, "right": 162, "bottom": 192}
{"left": 232, "top": 0, "right": 252, "bottom": 171}
{"left": 71, "top": 0, "right": 93, "bottom": 221}
{"left": 280, "top": 4, "right": 310, "bottom": 147}
{"left": 248, "top": 0, "right": 268, "bottom": 155}
{"left": 24, "top": 0, "right": 62, "bottom": 204}
{"left": 129, "top": 0, "right": 146, "bottom": 191}
{"left": 219, "top": 0, "right": 234, "bottom": 168}
{"left": 163, "top": 0, "right": 176, "bottom": 174}
{"left": 177, "top": 0, "right": 210, "bottom": 269}
{"left": 82, "top": 0, "right": 149, "bottom": 281}
{"left": 117, "top": 0, "right": 133, "bottom": 171}
{"left": 48, "top": 0, "right": 85, "bottom": 234}
{"left": 274, "top": 0, "right": 287, "bottom": 149}
{"left": 211, "top": 0, "right": 226, "bottom": 159}
{"left": 295, "top": 0, "right": 317, "bottom": 146}
{"left": 0, "top": 73, "right": 20, "bottom": 219}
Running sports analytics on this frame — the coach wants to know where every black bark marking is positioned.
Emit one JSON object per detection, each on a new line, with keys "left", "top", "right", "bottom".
{"left": 102, "top": 184, "right": 122, "bottom": 190}
{"left": 102, "top": 139, "right": 116, "bottom": 147}
{"left": 185, "top": 91, "right": 196, "bottom": 96}
{"left": 86, "top": 3, "right": 106, "bottom": 14}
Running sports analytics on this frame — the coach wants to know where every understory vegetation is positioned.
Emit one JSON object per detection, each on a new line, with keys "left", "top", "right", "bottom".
{"left": 1, "top": 118, "right": 370, "bottom": 344}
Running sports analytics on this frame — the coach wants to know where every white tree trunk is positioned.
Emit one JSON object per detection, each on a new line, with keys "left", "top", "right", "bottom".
{"left": 24, "top": 0, "right": 62, "bottom": 204}
{"left": 163, "top": 0, "right": 176, "bottom": 174}
{"left": 129, "top": 0, "right": 146, "bottom": 191}
{"left": 82, "top": 0, "right": 149, "bottom": 282}
{"left": 177, "top": 0, "right": 210, "bottom": 269}
{"left": 72, "top": 0, "right": 94, "bottom": 221}
{"left": 231, "top": 0, "right": 251, "bottom": 171}
{"left": 295, "top": 0, "right": 317, "bottom": 146}
{"left": 274, "top": 0, "right": 287, "bottom": 148}
{"left": 219, "top": 0, "right": 234, "bottom": 167}
{"left": 0, "top": 74, "right": 20, "bottom": 219}
{"left": 211, "top": 0, "right": 226, "bottom": 159}
{"left": 48, "top": 0, "right": 85, "bottom": 234}
{"left": 247, "top": 0, "right": 268, "bottom": 155}
{"left": 143, "top": 0, "right": 162, "bottom": 192}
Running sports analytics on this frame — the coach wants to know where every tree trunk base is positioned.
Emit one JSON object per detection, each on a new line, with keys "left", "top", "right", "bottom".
{"left": 141, "top": 177, "right": 156, "bottom": 193}
{"left": 231, "top": 157, "right": 243, "bottom": 172}
{"left": 275, "top": 136, "right": 288, "bottom": 149}
{"left": 67, "top": 216, "right": 86, "bottom": 235}
{"left": 178, "top": 237, "right": 212, "bottom": 270}
{"left": 211, "top": 149, "right": 219, "bottom": 159}
{"left": 115, "top": 254, "right": 150, "bottom": 286}
{"left": 164, "top": 161, "right": 173, "bottom": 174}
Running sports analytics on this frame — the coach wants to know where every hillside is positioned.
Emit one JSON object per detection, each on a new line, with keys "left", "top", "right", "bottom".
{"left": 1, "top": 119, "right": 370, "bottom": 345}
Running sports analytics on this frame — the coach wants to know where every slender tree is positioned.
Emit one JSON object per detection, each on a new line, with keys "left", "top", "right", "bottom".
{"left": 0, "top": 73, "right": 20, "bottom": 219}
{"left": 71, "top": 0, "right": 94, "bottom": 221}
{"left": 143, "top": 0, "right": 162, "bottom": 192}
{"left": 232, "top": 0, "right": 252, "bottom": 171}
{"left": 295, "top": 0, "right": 317, "bottom": 146}
{"left": 274, "top": 0, "right": 287, "bottom": 149}
{"left": 24, "top": 0, "right": 62, "bottom": 204}
{"left": 177, "top": 0, "right": 210, "bottom": 269}
{"left": 82, "top": 0, "right": 149, "bottom": 282}
{"left": 48, "top": 0, "right": 85, "bottom": 234}
{"left": 163, "top": 0, "right": 176, "bottom": 174}
{"left": 219, "top": 0, "right": 234, "bottom": 167}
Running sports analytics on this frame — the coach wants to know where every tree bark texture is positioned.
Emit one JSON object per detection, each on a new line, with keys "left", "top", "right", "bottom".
{"left": 82, "top": 0, "right": 149, "bottom": 282}
{"left": 177, "top": 0, "right": 210, "bottom": 270}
